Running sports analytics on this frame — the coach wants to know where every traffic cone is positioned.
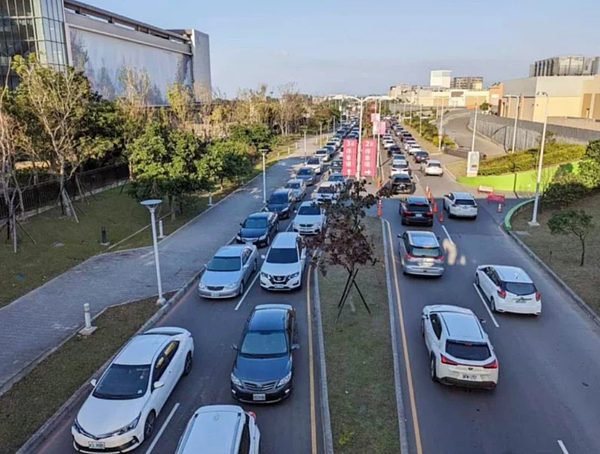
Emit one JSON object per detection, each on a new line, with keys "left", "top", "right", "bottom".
{"left": 377, "top": 199, "right": 382, "bottom": 217}
{"left": 497, "top": 203, "right": 503, "bottom": 213}
{"left": 438, "top": 205, "right": 444, "bottom": 222}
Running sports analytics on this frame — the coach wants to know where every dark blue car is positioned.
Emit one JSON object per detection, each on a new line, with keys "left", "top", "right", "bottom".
{"left": 236, "top": 212, "right": 279, "bottom": 247}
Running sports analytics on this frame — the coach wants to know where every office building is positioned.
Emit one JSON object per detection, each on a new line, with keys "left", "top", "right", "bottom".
{"left": 529, "top": 56, "right": 599, "bottom": 77}
{"left": 451, "top": 76, "right": 483, "bottom": 90}
{"left": 430, "top": 70, "right": 451, "bottom": 88}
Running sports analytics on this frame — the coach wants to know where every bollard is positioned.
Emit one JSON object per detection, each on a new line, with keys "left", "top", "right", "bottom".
{"left": 158, "top": 220, "right": 166, "bottom": 239}
{"left": 295, "top": 142, "right": 298, "bottom": 150}
{"left": 497, "top": 203, "right": 503, "bottom": 213}
{"left": 208, "top": 192, "right": 214, "bottom": 207}
{"left": 79, "top": 303, "right": 97, "bottom": 336}
{"left": 100, "top": 226, "right": 109, "bottom": 246}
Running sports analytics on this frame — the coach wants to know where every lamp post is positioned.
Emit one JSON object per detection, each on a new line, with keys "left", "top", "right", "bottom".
{"left": 260, "top": 148, "right": 269, "bottom": 204}
{"left": 529, "top": 91, "right": 549, "bottom": 227}
{"left": 141, "top": 199, "right": 165, "bottom": 305}
{"left": 471, "top": 103, "right": 479, "bottom": 152}
{"left": 419, "top": 103, "right": 423, "bottom": 136}
{"left": 505, "top": 94, "right": 522, "bottom": 153}
{"left": 438, "top": 99, "right": 445, "bottom": 152}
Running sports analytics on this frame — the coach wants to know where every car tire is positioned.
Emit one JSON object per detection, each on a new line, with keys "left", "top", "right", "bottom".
{"left": 401, "top": 217, "right": 407, "bottom": 225}
{"left": 183, "top": 352, "right": 193, "bottom": 376}
{"left": 430, "top": 355, "right": 439, "bottom": 382}
{"left": 239, "top": 281, "right": 245, "bottom": 297}
{"left": 490, "top": 298, "right": 497, "bottom": 313}
{"left": 475, "top": 273, "right": 480, "bottom": 287}
{"left": 253, "top": 259, "right": 258, "bottom": 273}
{"left": 143, "top": 411, "right": 156, "bottom": 442}
{"left": 421, "top": 319, "right": 425, "bottom": 337}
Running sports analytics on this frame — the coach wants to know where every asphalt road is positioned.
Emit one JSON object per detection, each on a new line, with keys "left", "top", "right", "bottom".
{"left": 30, "top": 160, "right": 329, "bottom": 454}
{"left": 382, "top": 134, "right": 600, "bottom": 454}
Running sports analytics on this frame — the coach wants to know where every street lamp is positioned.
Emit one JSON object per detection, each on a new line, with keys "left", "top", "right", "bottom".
{"left": 260, "top": 148, "right": 269, "bottom": 204}
{"left": 438, "top": 98, "right": 446, "bottom": 152}
{"left": 529, "top": 91, "right": 549, "bottom": 227}
{"left": 471, "top": 103, "right": 479, "bottom": 153}
{"left": 140, "top": 199, "right": 166, "bottom": 305}
{"left": 505, "top": 94, "right": 523, "bottom": 153}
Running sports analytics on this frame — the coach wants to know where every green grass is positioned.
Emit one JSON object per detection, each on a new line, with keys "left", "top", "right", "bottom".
{"left": 0, "top": 294, "right": 167, "bottom": 454}
{"left": 400, "top": 123, "right": 440, "bottom": 154}
{"left": 511, "top": 194, "right": 600, "bottom": 313}
{"left": 319, "top": 217, "right": 399, "bottom": 454}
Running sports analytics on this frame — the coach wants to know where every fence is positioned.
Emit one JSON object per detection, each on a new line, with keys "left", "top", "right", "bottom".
{"left": 0, "top": 163, "right": 130, "bottom": 220}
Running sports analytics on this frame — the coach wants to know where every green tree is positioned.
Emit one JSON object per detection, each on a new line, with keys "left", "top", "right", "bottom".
{"left": 578, "top": 139, "right": 600, "bottom": 188}
{"left": 230, "top": 123, "right": 274, "bottom": 157}
{"left": 548, "top": 209, "right": 595, "bottom": 266}
{"left": 480, "top": 102, "right": 491, "bottom": 112}
{"left": 197, "top": 140, "right": 253, "bottom": 189}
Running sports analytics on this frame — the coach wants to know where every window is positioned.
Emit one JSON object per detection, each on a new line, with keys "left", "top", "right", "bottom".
{"left": 505, "top": 282, "right": 536, "bottom": 296}
{"left": 207, "top": 256, "right": 241, "bottom": 272}
{"left": 240, "top": 330, "right": 288, "bottom": 356}
{"left": 268, "top": 192, "right": 289, "bottom": 204}
{"left": 430, "top": 314, "right": 442, "bottom": 339}
{"left": 243, "top": 218, "right": 267, "bottom": 229}
{"left": 298, "top": 204, "right": 320, "bottom": 216}
{"left": 456, "top": 199, "right": 476, "bottom": 206}
{"left": 409, "top": 246, "right": 442, "bottom": 258}
{"left": 446, "top": 341, "right": 491, "bottom": 361}
{"left": 153, "top": 354, "right": 168, "bottom": 382}
{"left": 237, "top": 417, "right": 251, "bottom": 454}
{"left": 266, "top": 247, "right": 298, "bottom": 264}
{"left": 242, "top": 248, "right": 250, "bottom": 265}
{"left": 93, "top": 364, "right": 151, "bottom": 400}
{"left": 163, "top": 341, "right": 180, "bottom": 362}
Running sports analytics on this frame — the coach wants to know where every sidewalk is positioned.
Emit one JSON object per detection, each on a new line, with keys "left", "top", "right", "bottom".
{"left": 0, "top": 138, "right": 320, "bottom": 392}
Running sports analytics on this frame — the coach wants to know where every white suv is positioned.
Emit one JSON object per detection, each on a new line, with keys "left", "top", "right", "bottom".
{"left": 175, "top": 405, "right": 260, "bottom": 454}
{"left": 312, "top": 181, "right": 341, "bottom": 204}
{"left": 443, "top": 192, "right": 478, "bottom": 219}
{"left": 293, "top": 201, "right": 326, "bottom": 235}
{"left": 475, "top": 265, "right": 541, "bottom": 315}
{"left": 421, "top": 305, "right": 498, "bottom": 389}
{"left": 422, "top": 159, "right": 444, "bottom": 176}
{"left": 260, "top": 232, "right": 306, "bottom": 290}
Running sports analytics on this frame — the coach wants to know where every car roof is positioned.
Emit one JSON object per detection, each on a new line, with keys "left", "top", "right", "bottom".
{"left": 451, "top": 191, "right": 474, "bottom": 199}
{"left": 249, "top": 305, "right": 291, "bottom": 331}
{"left": 493, "top": 266, "right": 533, "bottom": 283}
{"left": 115, "top": 333, "right": 171, "bottom": 365}
{"left": 271, "top": 188, "right": 291, "bottom": 195}
{"left": 427, "top": 160, "right": 441, "bottom": 165}
{"left": 247, "top": 212, "right": 270, "bottom": 220}
{"left": 407, "top": 231, "right": 439, "bottom": 247}
{"left": 299, "top": 200, "right": 321, "bottom": 209}
{"left": 215, "top": 244, "right": 247, "bottom": 257}
{"left": 319, "top": 181, "right": 337, "bottom": 188}
{"left": 406, "top": 196, "right": 429, "bottom": 205}
{"left": 286, "top": 178, "right": 303, "bottom": 185}
{"left": 271, "top": 232, "right": 299, "bottom": 249}
{"left": 177, "top": 405, "right": 245, "bottom": 454}
{"left": 440, "top": 311, "right": 485, "bottom": 342}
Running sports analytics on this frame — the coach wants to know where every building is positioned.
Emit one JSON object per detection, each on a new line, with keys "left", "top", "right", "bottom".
{"left": 413, "top": 87, "right": 489, "bottom": 109}
{"left": 451, "top": 76, "right": 483, "bottom": 90}
{"left": 388, "top": 83, "right": 413, "bottom": 99}
{"left": 529, "top": 56, "right": 599, "bottom": 77}
{"left": 0, "top": 0, "right": 211, "bottom": 104}
{"left": 430, "top": 70, "right": 451, "bottom": 88}
{"left": 488, "top": 82, "right": 503, "bottom": 114}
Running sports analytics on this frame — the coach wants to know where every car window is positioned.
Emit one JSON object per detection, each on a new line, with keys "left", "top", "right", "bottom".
{"left": 266, "top": 247, "right": 298, "bottom": 264}
{"left": 430, "top": 314, "right": 442, "bottom": 339}
{"left": 406, "top": 203, "right": 430, "bottom": 212}
{"left": 153, "top": 354, "right": 168, "bottom": 383}
{"left": 269, "top": 193, "right": 288, "bottom": 204}
{"left": 93, "top": 364, "right": 151, "bottom": 400}
{"left": 240, "top": 330, "right": 288, "bottom": 356}
{"left": 456, "top": 199, "right": 476, "bottom": 206}
{"left": 298, "top": 204, "right": 321, "bottom": 216}
{"left": 238, "top": 416, "right": 251, "bottom": 454}
{"left": 318, "top": 185, "right": 337, "bottom": 194}
{"left": 286, "top": 182, "right": 301, "bottom": 189}
{"left": 298, "top": 168, "right": 312, "bottom": 176}
{"left": 446, "top": 340, "right": 491, "bottom": 361}
{"left": 505, "top": 282, "right": 537, "bottom": 295}
{"left": 163, "top": 341, "right": 180, "bottom": 362}
{"left": 307, "top": 158, "right": 320, "bottom": 165}
{"left": 207, "top": 256, "right": 241, "bottom": 272}
{"left": 242, "top": 249, "right": 250, "bottom": 264}
{"left": 428, "top": 162, "right": 441, "bottom": 168}
{"left": 410, "top": 246, "right": 442, "bottom": 258}
{"left": 244, "top": 218, "right": 267, "bottom": 229}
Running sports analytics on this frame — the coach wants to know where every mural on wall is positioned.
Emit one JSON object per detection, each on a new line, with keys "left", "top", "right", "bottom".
{"left": 70, "top": 28, "right": 192, "bottom": 104}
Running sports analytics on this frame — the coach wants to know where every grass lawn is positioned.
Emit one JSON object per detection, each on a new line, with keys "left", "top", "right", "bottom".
{"left": 0, "top": 294, "right": 167, "bottom": 454}
{"left": 512, "top": 195, "right": 600, "bottom": 314}
{"left": 400, "top": 123, "right": 440, "bottom": 155}
{"left": 319, "top": 217, "right": 399, "bottom": 454}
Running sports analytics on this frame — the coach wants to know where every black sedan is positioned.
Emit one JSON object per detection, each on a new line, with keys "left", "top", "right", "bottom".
{"left": 231, "top": 304, "right": 298, "bottom": 403}
{"left": 390, "top": 174, "right": 414, "bottom": 195}
{"left": 400, "top": 196, "right": 434, "bottom": 226}
{"left": 266, "top": 188, "right": 295, "bottom": 219}
{"left": 236, "top": 212, "right": 279, "bottom": 247}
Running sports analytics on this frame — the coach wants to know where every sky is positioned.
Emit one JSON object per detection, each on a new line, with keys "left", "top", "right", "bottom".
{"left": 89, "top": 0, "right": 600, "bottom": 97}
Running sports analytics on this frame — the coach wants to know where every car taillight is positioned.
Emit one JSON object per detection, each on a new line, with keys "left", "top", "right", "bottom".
{"left": 483, "top": 359, "right": 498, "bottom": 369}
{"left": 535, "top": 291, "right": 541, "bottom": 301}
{"left": 406, "top": 253, "right": 415, "bottom": 259}
{"left": 426, "top": 211, "right": 433, "bottom": 216}
{"left": 497, "top": 288, "right": 506, "bottom": 299}
{"left": 404, "top": 210, "right": 412, "bottom": 215}
{"left": 434, "top": 255, "right": 444, "bottom": 260}
{"left": 440, "top": 354, "right": 458, "bottom": 365}
{"left": 248, "top": 411, "right": 257, "bottom": 420}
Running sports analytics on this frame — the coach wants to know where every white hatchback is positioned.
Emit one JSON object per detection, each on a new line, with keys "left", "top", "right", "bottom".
{"left": 475, "top": 265, "right": 542, "bottom": 315}
{"left": 443, "top": 192, "right": 478, "bottom": 219}
{"left": 72, "top": 328, "right": 194, "bottom": 453}
{"left": 421, "top": 305, "right": 498, "bottom": 389}
{"left": 422, "top": 160, "right": 444, "bottom": 176}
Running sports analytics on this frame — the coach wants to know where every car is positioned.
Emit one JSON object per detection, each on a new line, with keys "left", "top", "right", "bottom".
{"left": 475, "top": 265, "right": 542, "bottom": 315}
{"left": 72, "top": 327, "right": 194, "bottom": 453}
{"left": 284, "top": 178, "right": 307, "bottom": 202}
{"left": 315, "top": 147, "right": 331, "bottom": 162}
{"left": 231, "top": 304, "right": 299, "bottom": 403}
{"left": 199, "top": 244, "right": 258, "bottom": 298}
{"left": 388, "top": 144, "right": 401, "bottom": 156}
{"left": 421, "top": 305, "right": 498, "bottom": 389}
{"left": 413, "top": 151, "right": 429, "bottom": 163}
{"left": 400, "top": 196, "right": 434, "bottom": 226}
{"left": 330, "top": 157, "right": 343, "bottom": 173}
{"left": 260, "top": 232, "right": 306, "bottom": 291}
{"left": 175, "top": 405, "right": 260, "bottom": 454}
{"left": 422, "top": 159, "right": 444, "bottom": 176}
{"left": 383, "top": 141, "right": 396, "bottom": 150}
{"left": 237, "top": 212, "right": 279, "bottom": 247}
{"left": 293, "top": 201, "right": 326, "bottom": 235}
{"left": 443, "top": 192, "right": 478, "bottom": 219}
{"left": 312, "top": 181, "right": 341, "bottom": 204}
{"left": 390, "top": 161, "right": 411, "bottom": 177}
{"left": 390, "top": 173, "right": 414, "bottom": 194}
{"left": 305, "top": 156, "right": 324, "bottom": 175}
{"left": 266, "top": 188, "right": 295, "bottom": 219}
{"left": 392, "top": 155, "right": 408, "bottom": 166}
{"left": 295, "top": 167, "right": 317, "bottom": 186}
{"left": 327, "top": 172, "right": 347, "bottom": 189}
{"left": 398, "top": 231, "right": 444, "bottom": 276}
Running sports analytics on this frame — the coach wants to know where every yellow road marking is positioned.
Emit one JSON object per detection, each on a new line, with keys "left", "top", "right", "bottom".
{"left": 307, "top": 268, "right": 318, "bottom": 454}
{"left": 384, "top": 219, "right": 424, "bottom": 454}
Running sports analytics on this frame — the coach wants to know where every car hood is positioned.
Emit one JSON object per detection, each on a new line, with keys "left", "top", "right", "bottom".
{"left": 77, "top": 394, "right": 146, "bottom": 436}
{"left": 234, "top": 354, "right": 291, "bottom": 382}
{"left": 267, "top": 203, "right": 289, "bottom": 212}
{"left": 261, "top": 261, "right": 301, "bottom": 276}
{"left": 239, "top": 227, "right": 267, "bottom": 238}
{"left": 201, "top": 269, "right": 241, "bottom": 286}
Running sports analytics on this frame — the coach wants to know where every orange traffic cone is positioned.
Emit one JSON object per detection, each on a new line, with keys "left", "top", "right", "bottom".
{"left": 377, "top": 199, "right": 383, "bottom": 217}
{"left": 438, "top": 206, "right": 444, "bottom": 222}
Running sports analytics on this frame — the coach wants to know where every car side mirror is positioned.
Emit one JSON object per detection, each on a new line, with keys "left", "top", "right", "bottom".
{"left": 153, "top": 381, "right": 165, "bottom": 390}
{"left": 292, "top": 344, "right": 300, "bottom": 350}
{"left": 480, "top": 318, "right": 487, "bottom": 325}
{"left": 261, "top": 254, "right": 266, "bottom": 260}
{"left": 90, "top": 379, "right": 97, "bottom": 387}
{"left": 243, "top": 263, "right": 250, "bottom": 269}
{"left": 231, "top": 343, "right": 239, "bottom": 351}
{"left": 239, "top": 222, "right": 244, "bottom": 227}
{"left": 397, "top": 234, "right": 402, "bottom": 238}
{"left": 203, "top": 264, "right": 208, "bottom": 270}
{"left": 423, "top": 314, "right": 429, "bottom": 320}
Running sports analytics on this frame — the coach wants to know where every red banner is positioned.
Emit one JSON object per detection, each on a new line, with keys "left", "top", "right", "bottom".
{"left": 342, "top": 139, "right": 358, "bottom": 177}
{"left": 373, "top": 121, "right": 387, "bottom": 135}
{"left": 360, "top": 139, "right": 377, "bottom": 178}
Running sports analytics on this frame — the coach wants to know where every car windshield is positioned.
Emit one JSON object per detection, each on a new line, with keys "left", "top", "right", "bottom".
{"left": 244, "top": 218, "right": 267, "bottom": 229}
{"left": 269, "top": 193, "right": 288, "bottom": 204}
{"left": 316, "top": 149, "right": 327, "bottom": 155}
{"left": 285, "top": 182, "right": 301, "bottom": 189}
{"left": 298, "top": 168, "right": 312, "bottom": 176}
{"left": 505, "top": 282, "right": 537, "bottom": 295}
{"left": 93, "top": 364, "right": 151, "bottom": 400}
{"left": 240, "top": 330, "right": 288, "bottom": 357}
{"left": 329, "top": 175, "right": 344, "bottom": 182}
{"left": 410, "top": 246, "right": 442, "bottom": 258}
{"left": 307, "top": 158, "right": 320, "bottom": 165}
{"left": 266, "top": 247, "right": 298, "bottom": 264}
{"left": 406, "top": 203, "right": 430, "bottom": 212}
{"left": 207, "top": 256, "right": 241, "bottom": 272}
{"left": 456, "top": 199, "right": 476, "bottom": 206}
{"left": 394, "top": 175, "right": 410, "bottom": 182}
{"left": 428, "top": 163, "right": 441, "bottom": 168}
{"left": 298, "top": 204, "right": 321, "bottom": 215}
{"left": 318, "top": 185, "right": 337, "bottom": 194}
{"left": 446, "top": 340, "right": 491, "bottom": 361}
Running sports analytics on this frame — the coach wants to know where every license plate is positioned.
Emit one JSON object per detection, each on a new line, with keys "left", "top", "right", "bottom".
{"left": 415, "top": 214, "right": 422, "bottom": 218}
{"left": 461, "top": 374, "right": 477, "bottom": 381}
{"left": 88, "top": 442, "right": 105, "bottom": 449}
{"left": 210, "top": 292, "right": 219, "bottom": 298}
{"left": 274, "top": 284, "right": 285, "bottom": 289}
{"left": 253, "top": 393, "right": 266, "bottom": 401}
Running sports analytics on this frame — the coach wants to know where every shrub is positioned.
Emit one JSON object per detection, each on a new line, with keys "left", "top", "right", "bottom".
{"left": 542, "top": 175, "right": 589, "bottom": 209}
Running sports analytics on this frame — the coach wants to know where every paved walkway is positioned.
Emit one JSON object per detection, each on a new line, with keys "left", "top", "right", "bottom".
{"left": 0, "top": 138, "right": 320, "bottom": 391}
{"left": 444, "top": 111, "right": 506, "bottom": 158}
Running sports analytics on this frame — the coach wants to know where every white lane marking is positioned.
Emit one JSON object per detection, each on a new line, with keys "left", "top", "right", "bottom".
{"left": 441, "top": 225, "right": 453, "bottom": 244}
{"left": 144, "top": 403, "right": 180, "bottom": 454}
{"left": 472, "top": 283, "right": 500, "bottom": 328}
{"left": 557, "top": 440, "right": 569, "bottom": 454}
{"left": 413, "top": 173, "right": 420, "bottom": 183}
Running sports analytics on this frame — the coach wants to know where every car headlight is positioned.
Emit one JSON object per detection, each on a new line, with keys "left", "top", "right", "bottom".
{"left": 224, "top": 282, "right": 238, "bottom": 290}
{"left": 72, "top": 418, "right": 83, "bottom": 434}
{"left": 115, "top": 414, "right": 141, "bottom": 436}
{"left": 277, "top": 371, "right": 292, "bottom": 387}
{"left": 198, "top": 282, "right": 207, "bottom": 290}
{"left": 261, "top": 272, "right": 271, "bottom": 279}
{"left": 231, "top": 373, "right": 242, "bottom": 387}
{"left": 289, "top": 272, "right": 300, "bottom": 279}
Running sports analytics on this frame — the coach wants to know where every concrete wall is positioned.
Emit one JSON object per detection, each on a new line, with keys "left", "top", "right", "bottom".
{"left": 548, "top": 117, "right": 600, "bottom": 132}
{"left": 469, "top": 113, "right": 600, "bottom": 150}
{"left": 190, "top": 30, "right": 212, "bottom": 100}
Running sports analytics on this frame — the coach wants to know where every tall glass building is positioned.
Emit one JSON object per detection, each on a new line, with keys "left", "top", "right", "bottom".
{"left": 0, "top": 0, "right": 67, "bottom": 87}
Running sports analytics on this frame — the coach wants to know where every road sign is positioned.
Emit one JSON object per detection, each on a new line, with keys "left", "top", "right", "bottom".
{"left": 360, "top": 139, "right": 377, "bottom": 178}
{"left": 342, "top": 139, "right": 358, "bottom": 176}
{"left": 371, "top": 113, "right": 381, "bottom": 123}
{"left": 467, "top": 151, "right": 480, "bottom": 177}
{"left": 373, "top": 121, "right": 386, "bottom": 135}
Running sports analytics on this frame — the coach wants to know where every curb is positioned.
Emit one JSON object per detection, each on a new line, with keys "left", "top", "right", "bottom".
{"left": 503, "top": 198, "right": 533, "bottom": 231}
{"left": 311, "top": 266, "right": 334, "bottom": 454}
{"left": 15, "top": 270, "right": 203, "bottom": 454}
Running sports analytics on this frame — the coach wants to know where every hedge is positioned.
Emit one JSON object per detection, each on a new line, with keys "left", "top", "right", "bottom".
{"left": 478, "top": 143, "right": 586, "bottom": 176}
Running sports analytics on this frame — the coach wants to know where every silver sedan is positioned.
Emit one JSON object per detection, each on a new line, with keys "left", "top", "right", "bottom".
{"left": 198, "top": 244, "right": 258, "bottom": 299}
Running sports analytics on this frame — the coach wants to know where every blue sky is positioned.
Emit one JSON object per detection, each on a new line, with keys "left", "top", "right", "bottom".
{"left": 89, "top": 0, "right": 599, "bottom": 96}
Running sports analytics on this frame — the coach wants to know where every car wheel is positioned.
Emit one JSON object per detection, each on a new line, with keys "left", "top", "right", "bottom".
{"left": 143, "top": 411, "right": 156, "bottom": 441}
{"left": 239, "top": 281, "right": 245, "bottom": 297}
{"left": 401, "top": 217, "right": 407, "bottom": 225}
{"left": 420, "top": 319, "right": 425, "bottom": 337}
{"left": 430, "top": 355, "right": 439, "bottom": 382}
{"left": 475, "top": 273, "right": 480, "bottom": 287}
{"left": 183, "top": 352, "right": 193, "bottom": 376}
{"left": 253, "top": 259, "right": 258, "bottom": 273}
{"left": 490, "top": 298, "right": 497, "bottom": 312}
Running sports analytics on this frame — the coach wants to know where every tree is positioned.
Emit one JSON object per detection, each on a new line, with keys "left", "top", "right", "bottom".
{"left": 548, "top": 209, "right": 595, "bottom": 266}
{"left": 197, "top": 140, "right": 253, "bottom": 189}
{"left": 116, "top": 66, "right": 152, "bottom": 150}
{"left": 577, "top": 139, "right": 600, "bottom": 189}
{"left": 480, "top": 102, "right": 491, "bottom": 112}
{"left": 166, "top": 82, "right": 195, "bottom": 127}
{"left": 229, "top": 123, "right": 274, "bottom": 158}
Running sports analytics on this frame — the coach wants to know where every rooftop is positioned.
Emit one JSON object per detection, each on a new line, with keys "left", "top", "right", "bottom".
{"left": 115, "top": 333, "right": 169, "bottom": 365}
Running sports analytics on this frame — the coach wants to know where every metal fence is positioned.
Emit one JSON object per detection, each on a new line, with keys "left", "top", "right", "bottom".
{"left": 0, "top": 163, "right": 129, "bottom": 220}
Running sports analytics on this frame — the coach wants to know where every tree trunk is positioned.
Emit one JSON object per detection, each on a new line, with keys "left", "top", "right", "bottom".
{"left": 59, "top": 161, "right": 73, "bottom": 217}
{"left": 169, "top": 195, "right": 176, "bottom": 221}
{"left": 580, "top": 237, "right": 586, "bottom": 267}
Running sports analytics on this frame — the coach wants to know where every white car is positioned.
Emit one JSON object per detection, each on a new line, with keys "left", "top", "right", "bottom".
{"left": 383, "top": 140, "right": 396, "bottom": 150}
{"left": 421, "top": 305, "right": 498, "bottom": 389}
{"left": 72, "top": 327, "right": 194, "bottom": 453}
{"left": 315, "top": 148, "right": 331, "bottom": 162}
{"left": 475, "top": 265, "right": 542, "bottom": 315}
{"left": 260, "top": 232, "right": 307, "bottom": 291}
{"left": 443, "top": 192, "right": 478, "bottom": 219}
{"left": 390, "top": 161, "right": 411, "bottom": 177}
{"left": 305, "top": 156, "right": 323, "bottom": 175}
{"left": 312, "top": 181, "right": 341, "bottom": 203}
{"left": 174, "top": 405, "right": 260, "bottom": 454}
{"left": 422, "top": 160, "right": 444, "bottom": 176}
{"left": 293, "top": 201, "right": 326, "bottom": 235}
{"left": 284, "top": 178, "right": 307, "bottom": 202}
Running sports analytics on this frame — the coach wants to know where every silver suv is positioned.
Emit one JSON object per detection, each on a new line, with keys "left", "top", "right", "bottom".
{"left": 398, "top": 231, "right": 445, "bottom": 277}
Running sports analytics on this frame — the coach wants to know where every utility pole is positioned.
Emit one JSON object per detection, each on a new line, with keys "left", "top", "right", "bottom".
{"left": 419, "top": 104, "right": 423, "bottom": 136}
{"left": 529, "top": 92, "right": 549, "bottom": 227}
{"left": 356, "top": 100, "right": 364, "bottom": 179}
{"left": 471, "top": 103, "right": 479, "bottom": 152}
{"left": 438, "top": 102, "right": 445, "bottom": 152}
{"left": 511, "top": 94, "right": 522, "bottom": 153}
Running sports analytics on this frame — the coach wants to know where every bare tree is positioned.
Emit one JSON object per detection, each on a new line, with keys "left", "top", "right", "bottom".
{"left": 166, "top": 81, "right": 195, "bottom": 127}
{"left": 117, "top": 66, "right": 152, "bottom": 147}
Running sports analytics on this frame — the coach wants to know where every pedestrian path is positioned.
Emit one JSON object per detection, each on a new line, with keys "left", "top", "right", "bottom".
{"left": 0, "top": 138, "right": 320, "bottom": 392}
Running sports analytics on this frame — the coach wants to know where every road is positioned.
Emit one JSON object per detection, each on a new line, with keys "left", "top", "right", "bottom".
{"left": 443, "top": 110, "right": 506, "bottom": 157}
{"left": 30, "top": 160, "right": 328, "bottom": 454}
{"left": 382, "top": 133, "right": 600, "bottom": 454}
